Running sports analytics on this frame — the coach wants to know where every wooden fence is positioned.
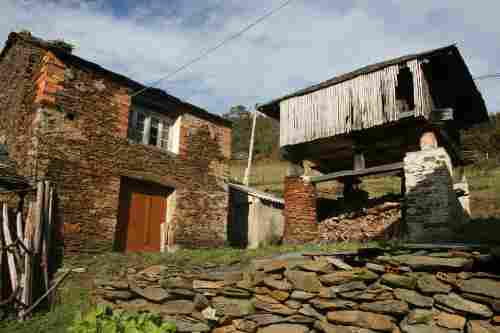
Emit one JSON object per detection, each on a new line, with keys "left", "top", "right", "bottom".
{"left": 0, "top": 181, "right": 67, "bottom": 320}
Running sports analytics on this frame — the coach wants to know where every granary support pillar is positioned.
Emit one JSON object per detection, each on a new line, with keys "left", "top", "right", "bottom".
{"left": 403, "top": 131, "right": 467, "bottom": 241}
{"left": 283, "top": 162, "right": 319, "bottom": 244}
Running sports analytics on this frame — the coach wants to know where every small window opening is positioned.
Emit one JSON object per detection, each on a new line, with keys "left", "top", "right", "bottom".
{"left": 396, "top": 66, "right": 415, "bottom": 111}
{"left": 66, "top": 113, "right": 76, "bottom": 121}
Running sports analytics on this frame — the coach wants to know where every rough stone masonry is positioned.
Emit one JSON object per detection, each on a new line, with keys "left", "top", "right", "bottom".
{"left": 94, "top": 244, "right": 500, "bottom": 332}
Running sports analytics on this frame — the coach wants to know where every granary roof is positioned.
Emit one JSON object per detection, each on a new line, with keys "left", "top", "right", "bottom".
{"left": 0, "top": 31, "right": 232, "bottom": 128}
{"left": 258, "top": 44, "right": 487, "bottom": 125}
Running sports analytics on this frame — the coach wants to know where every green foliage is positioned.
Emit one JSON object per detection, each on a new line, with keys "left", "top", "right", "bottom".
{"left": 69, "top": 305, "right": 176, "bottom": 333}
{"left": 463, "top": 113, "right": 500, "bottom": 162}
{"left": 223, "top": 105, "right": 279, "bottom": 158}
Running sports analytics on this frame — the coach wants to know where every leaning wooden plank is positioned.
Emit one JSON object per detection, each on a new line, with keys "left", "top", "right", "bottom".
{"left": 42, "top": 181, "right": 50, "bottom": 292}
{"left": 21, "top": 269, "right": 72, "bottom": 320}
{"left": 46, "top": 185, "right": 55, "bottom": 306}
{"left": 0, "top": 203, "right": 3, "bottom": 302}
{"left": 33, "top": 181, "right": 44, "bottom": 254}
{"left": 16, "top": 212, "right": 23, "bottom": 254}
{"left": 3, "top": 203, "right": 18, "bottom": 295}
{"left": 31, "top": 181, "right": 45, "bottom": 303}
{"left": 20, "top": 202, "right": 34, "bottom": 319}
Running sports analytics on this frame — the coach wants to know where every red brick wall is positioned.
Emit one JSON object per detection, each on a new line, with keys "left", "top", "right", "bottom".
{"left": 1, "top": 37, "right": 231, "bottom": 254}
{"left": 283, "top": 176, "right": 319, "bottom": 244}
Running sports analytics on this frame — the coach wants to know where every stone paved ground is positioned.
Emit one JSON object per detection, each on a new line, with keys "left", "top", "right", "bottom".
{"left": 94, "top": 244, "right": 500, "bottom": 332}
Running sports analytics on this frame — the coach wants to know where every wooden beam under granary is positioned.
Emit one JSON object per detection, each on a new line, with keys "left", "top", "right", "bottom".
{"left": 259, "top": 44, "right": 489, "bottom": 243}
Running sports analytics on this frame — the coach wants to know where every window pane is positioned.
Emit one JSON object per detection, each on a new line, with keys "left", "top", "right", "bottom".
{"left": 160, "top": 120, "right": 170, "bottom": 150}
{"left": 129, "top": 111, "right": 146, "bottom": 142}
{"left": 149, "top": 117, "right": 159, "bottom": 146}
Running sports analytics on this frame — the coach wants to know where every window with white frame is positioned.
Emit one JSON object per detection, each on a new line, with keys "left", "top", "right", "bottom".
{"left": 127, "top": 106, "right": 181, "bottom": 154}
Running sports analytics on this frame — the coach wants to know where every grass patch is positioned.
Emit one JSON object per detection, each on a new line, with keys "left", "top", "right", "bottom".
{"left": 0, "top": 279, "right": 90, "bottom": 333}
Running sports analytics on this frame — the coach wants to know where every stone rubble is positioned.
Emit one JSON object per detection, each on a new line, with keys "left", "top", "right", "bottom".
{"left": 94, "top": 245, "right": 500, "bottom": 332}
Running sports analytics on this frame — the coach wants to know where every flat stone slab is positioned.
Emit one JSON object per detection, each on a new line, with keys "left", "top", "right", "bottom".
{"left": 130, "top": 286, "right": 170, "bottom": 303}
{"left": 394, "top": 288, "right": 434, "bottom": 308}
{"left": 212, "top": 296, "right": 255, "bottom": 317}
{"left": 290, "top": 290, "right": 315, "bottom": 300}
{"left": 297, "top": 260, "right": 332, "bottom": 273}
{"left": 327, "top": 310, "right": 396, "bottom": 332}
{"left": 319, "top": 270, "right": 378, "bottom": 285}
{"left": 260, "top": 323, "right": 309, "bottom": 333}
{"left": 359, "top": 300, "right": 410, "bottom": 316}
{"left": 434, "top": 293, "right": 493, "bottom": 318}
{"left": 254, "top": 300, "right": 296, "bottom": 315}
{"left": 298, "top": 304, "right": 325, "bottom": 321}
{"left": 246, "top": 313, "right": 284, "bottom": 327}
{"left": 159, "top": 300, "right": 195, "bottom": 315}
{"left": 264, "top": 277, "right": 293, "bottom": 291}
{"left": 381, "top": 273, "right": 417, "bottom": 290}
{"left": 310, "top": 298, "right": 357, "bottom": 311}
{"left": 314, "top": 320, "right": 377, "bottom": 333}
{"left": 459, "top": 278, "right": 500, "bottom": 299}
{"left": 378, "top": 255, "right": 473, "bottom": 271}
{"left": 467, "top": 320, "right": 500, "bottom": 333}
{"left": 416, "top": 274, "right": 452, "bottom": 294}
{"left": 329, "top": 281, "right": 367, "bottom": 293}
{"left": 285, "top": 270, "right": 322, "bottom": 293}
{"left": 434, "top": 311, "right": 466, "bottom": 330}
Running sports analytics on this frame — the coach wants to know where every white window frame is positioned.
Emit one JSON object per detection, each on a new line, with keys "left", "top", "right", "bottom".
{"left": 128, "top": 106, "right": 181, "bottom": 154}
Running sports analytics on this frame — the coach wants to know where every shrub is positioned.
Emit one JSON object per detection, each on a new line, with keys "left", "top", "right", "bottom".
{"left": 69, "top": 305, "right": 176, "bottom": 333}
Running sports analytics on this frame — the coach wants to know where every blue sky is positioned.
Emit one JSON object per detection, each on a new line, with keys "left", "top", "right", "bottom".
{"left": 1, "top": 0, "right": 499, "bottom": 115}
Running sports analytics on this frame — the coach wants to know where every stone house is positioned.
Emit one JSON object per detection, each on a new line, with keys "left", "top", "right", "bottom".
{"left": 0, "top": 31, "right": 232, "bottom": 254}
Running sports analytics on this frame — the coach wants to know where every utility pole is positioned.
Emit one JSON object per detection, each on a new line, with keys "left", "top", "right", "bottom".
{"left": 243, "top": 106, "right": 258, "bottom": 186}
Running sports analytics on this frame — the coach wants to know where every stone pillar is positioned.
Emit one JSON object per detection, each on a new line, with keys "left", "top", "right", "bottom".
{"left": 403, "top": 147, "right": 465, "bottom": 241}
{"left": 283, "top": 176, "right": 318, "bottom": 244}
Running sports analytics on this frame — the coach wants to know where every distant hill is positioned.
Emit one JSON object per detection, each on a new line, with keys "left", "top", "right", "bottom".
{"left": 223, "top": 105, "right": 280, "bottom": 160}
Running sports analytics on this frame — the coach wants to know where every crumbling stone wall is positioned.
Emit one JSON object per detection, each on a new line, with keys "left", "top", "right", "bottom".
{"left": 404, "top": 147, "right": 467, "bottom": 241}
{"left": 0, "top": 33, "right": 232, "bottom": 253}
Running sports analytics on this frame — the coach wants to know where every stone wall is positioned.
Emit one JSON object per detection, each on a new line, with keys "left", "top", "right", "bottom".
{"left": 0, "top": 33, "right": 45, "bottom": 178}
{"left": 0, "top": 34, "right": 232, "bottom": 253}
{"left": 94, "top": 245, "right": 500, "bottom": 332}
{"left": 283, "top": 177, "right": 318, "bottom": 244}
{"left": 404, "top": 147, "right": 467, "bottom": 242}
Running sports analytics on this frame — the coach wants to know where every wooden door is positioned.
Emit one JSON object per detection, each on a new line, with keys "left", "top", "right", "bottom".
{"left": 118, "top": 179, "right": 168, "bottom": 252}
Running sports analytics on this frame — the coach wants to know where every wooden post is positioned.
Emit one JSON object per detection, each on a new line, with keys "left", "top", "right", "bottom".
{"left": 42, "top": 181, "right": 50, "bottom": 292}
{"left": 2, "top": 204, "right": 18, "bottom": 295}
{"left": 243, "top": 108, "right": 258, "bottom": 186}
{"left": 32, "top": 181, "right": 44, "bottom": 303}
{"left": 20, "top": 202, "right": 34, "bottom": 319}
{"left": 33, "top": 181, "right": 44, "bottom": 255}
{"left": 16, "top": 212, "right": 23, "bottom": 253}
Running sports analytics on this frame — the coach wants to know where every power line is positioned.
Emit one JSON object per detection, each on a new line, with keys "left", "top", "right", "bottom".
{"left": 474, "top": 73, "right": 500, "bottom": 81}
{"left": 130, "top": 0, "right": 295, "bottom": 98}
